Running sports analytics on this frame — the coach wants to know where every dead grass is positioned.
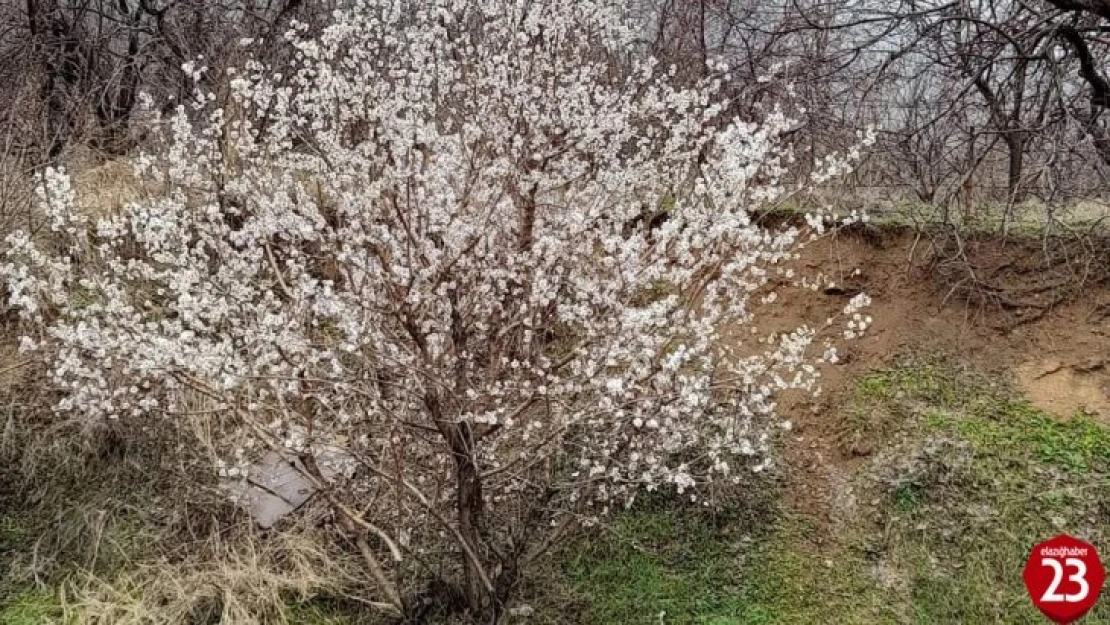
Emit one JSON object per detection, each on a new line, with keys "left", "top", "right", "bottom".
{"left": 1, "top": 418, "right": 383, "bottom": 624}
{"left": 0, "top": 333, "right": 382, "bottom": 625}
{"left": 69, "top": 522, "right": 375, "bottom": 625}
{"left": 69, "top": 158, "right": 145, "bottom": 219}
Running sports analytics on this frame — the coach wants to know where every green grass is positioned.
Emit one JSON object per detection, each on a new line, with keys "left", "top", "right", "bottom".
{"left": 561, "top": 509, "right": 747, "bottom": 624}
{"left": 538, "top": 489, "right": 765, "bottom": 625}
{"left": 0, "top": 591, "right": 69, "bottom": 625}
{"left": 540, "top": 357, "right": 1110, "bottom": 624}
{"left": 729, "top": 518, "right": 897, "bottom": 624}
{"left": 849, "top": 358, "right": 1110, "bottom": 624}
{"left": 759, "top": 194, "right": 1110, "bottom": 272}
{"left": 0, "top": 416, "right": 224, "bottom": 621}
{"left": 545, "top": 507, "right": 895, "bottom": 625}
{"left": 767, "top": 194, "right": 1110, "bottom": 236}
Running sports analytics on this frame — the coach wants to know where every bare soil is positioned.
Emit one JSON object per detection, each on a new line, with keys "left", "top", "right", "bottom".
{"left": 767, "top": 226, "right": 1110, "bottom": 530}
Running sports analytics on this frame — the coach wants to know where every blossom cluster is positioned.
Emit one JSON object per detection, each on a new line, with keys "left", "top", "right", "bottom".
{"left": 3, "top": 0, "right": 871, "bottom": 561}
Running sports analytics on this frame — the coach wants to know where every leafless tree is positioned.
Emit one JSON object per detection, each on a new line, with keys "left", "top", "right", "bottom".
{"left": 638, "top": 0, "right": 1110, "bottom": 209}
{"left": 0, "top": 0, "right": 334, "bottom": 164}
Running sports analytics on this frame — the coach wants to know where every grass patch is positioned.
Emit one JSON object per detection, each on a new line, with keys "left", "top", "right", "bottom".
{"left": 730, "top": 517, "right": 896, "bottom": 625}
{"left": 538, "top": 357, "right": 1110, "bottom": 624}
{"left": 767, "top": 194, "right": 1110, "bottom": 237}
{"left": 0, "top": 404, "right": 375, "bottom": 624}
{"left": 0, "top": 591, "right": 70, "bottom": 625}
{"left": 284, "top": 599, "right": 358, "bottom": 625}
{"left": 853, "top": 357, "right": 1110, "bottom": 623}
{"left": 0, "top": 429, "right": 177, "bottom": 605}
{"left": 542, "top": 503, "right": 894, "bottom": 624}
{"left": 560, "top": 509, "right": 748, "bottom": 624}
{"left": 518, "top": 482, "right": 779, "bottom": 624}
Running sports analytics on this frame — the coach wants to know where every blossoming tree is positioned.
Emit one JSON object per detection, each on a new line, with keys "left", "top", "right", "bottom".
{"left": 3, "top": 0, "right": 871, "bottom": 618}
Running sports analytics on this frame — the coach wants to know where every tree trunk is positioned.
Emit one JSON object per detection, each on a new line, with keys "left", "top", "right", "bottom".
{"left": 426, "top": 390, "right": 490, "bottom": 615}
{"left": 1005, "top": 132, "right": 1025, "bottom": 202}
{"left": 451, "top": 421, "right": 486, "bottom": 614}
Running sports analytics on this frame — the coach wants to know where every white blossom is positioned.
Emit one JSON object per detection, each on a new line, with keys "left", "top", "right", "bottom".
{"left": 1, "top": 0, "right": 871, "bottom": 603}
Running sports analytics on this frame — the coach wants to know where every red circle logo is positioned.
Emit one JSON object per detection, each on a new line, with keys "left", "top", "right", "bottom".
{"left": 1023, "top": 535, "right": 1106, "bottom": 623}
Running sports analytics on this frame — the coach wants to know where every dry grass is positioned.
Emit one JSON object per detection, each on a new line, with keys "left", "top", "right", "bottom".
{"left": 69, "top": 522, "right": 375, "bottom": 625}
{"left": 69, "top": 157, "right": 145, "bottom": 218}
{"left": 1, "top": 410, "right": 382, "bottom": 624}
{"left": 0, "top": 323, "right": 382, "bottom": 625}
{"left": 0, "top": 150, "right": 152, "bottom": 232}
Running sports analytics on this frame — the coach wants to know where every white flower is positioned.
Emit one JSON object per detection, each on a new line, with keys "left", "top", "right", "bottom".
{"left": 0, "top": 0, "right": 868, "bottom": 575}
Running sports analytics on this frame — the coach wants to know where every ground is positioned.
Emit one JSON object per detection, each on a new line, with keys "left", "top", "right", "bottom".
{"left": 527, "top": 358, "right": 1110, "bottom": 624}
{"left": 2, "top": 226, "right": 1110, "bottom": 623}
{"left": 510, "top": 228, "right": 1110, "bottom": 624}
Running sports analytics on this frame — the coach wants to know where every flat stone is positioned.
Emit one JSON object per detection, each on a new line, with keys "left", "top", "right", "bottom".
{"left": 222, "top": 447, "right": 354, "bottom": 529}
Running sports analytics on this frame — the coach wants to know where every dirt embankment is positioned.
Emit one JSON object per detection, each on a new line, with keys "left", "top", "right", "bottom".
{"left": 760, "top": 226, "right": 1110, "bottom": 524}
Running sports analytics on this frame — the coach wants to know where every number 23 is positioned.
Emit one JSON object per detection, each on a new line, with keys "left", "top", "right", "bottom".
{"left": 1041, "top": 557, "right": 1090, "bottom": 603}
